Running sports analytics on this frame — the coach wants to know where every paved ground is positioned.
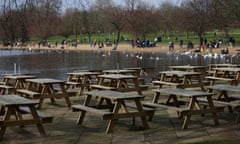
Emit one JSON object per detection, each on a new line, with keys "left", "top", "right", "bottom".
{"left": 1, "top": 86, "right": 240, "bottom": 144}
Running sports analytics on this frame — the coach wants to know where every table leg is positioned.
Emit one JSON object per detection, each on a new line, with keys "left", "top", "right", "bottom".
{"left": 29, "top": 105, "right": 46, "bottom": 136}
{"left": 133, "top": 78, "right": 142, "bottom": 95}
{"left": 106, "top": 100, "right": 122, "bottom": 133}
{"left": 153, "top": 91, "right": 161, "bottom": 103}
{"left": 206, "top": 95, "right": 219, "bottom": 125}
{"left": 41, "top": 86, "right": 55, "bottom": 104}
{"left": 0, "top": 106, "right": 15, "bottom": 139}
{"left": 60, "top": 84, "right": 71, "bottom": 107}
{"left": 77, "top": 95, "right": 92, "bottom": 124}
{"left": 135, "top": 99, "right": 149, "bottom": 129}
{"left": 182, "top": 97, "right": 196, "bottom": 129}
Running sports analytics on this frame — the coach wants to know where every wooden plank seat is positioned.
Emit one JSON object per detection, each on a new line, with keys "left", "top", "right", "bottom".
{"left": 72, "top": 105, "right": 113, "bottom": 120}
{"left": 124, "top": 103, "right": 155, "bottom": 116}
{"left": 0, "top": 82, "right": 6, "bottom": 85}
{"left": 65, "top": 81, "right": 82, "bottom": 87}
{"left": 126, "top": 83, "right": 148, "bottom": 91}
{"left": 16, "top": 89, "right": 41, "bottom": 99}
{"left": 63, "top": 88, "right": 80, "bottom": 96}
{"left": 65, "top": 81, "right": 90, "bottom": 87}
{"left": 90, "top": 84, "right": 117, "bottom": 90}
{"left": 0, "top": 85, "right": 15, "bottom": 94}
{"left": 152, "top": 80, "right": 183, "bottom": 87}
{"left": 18, "top": 106, "right": 53, "bottom": 123}
{"left": 197, "top": 97, "right": 240, "bottom": 123}
{"left": 205, "top": 76, "right": 235, "bottom": 83}
{"left": 206, "top": 70, "right": 225, "bottom": 76}
{"left": 143, "top": 102, "right": 189, "bottom": 118}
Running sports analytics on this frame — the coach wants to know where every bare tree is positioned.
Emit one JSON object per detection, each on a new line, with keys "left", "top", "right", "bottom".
{"left": 107, "top": 6, "right": 126, "bottom": 49}
{"left": 33, "top": 0, "right": 62, "bottom": 40}
{"left": 0, "top": 0, "right": 34, "bottom": 44}
{"left": 181, "top": 0, "right": 213, "bottom": 46}
{"left": 158, "top": 2, "right": 179, "bottom": 38}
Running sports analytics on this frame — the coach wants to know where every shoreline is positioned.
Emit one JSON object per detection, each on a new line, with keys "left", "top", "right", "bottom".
{"left": 1, "top": 43, "right": 239, "bottom": 55}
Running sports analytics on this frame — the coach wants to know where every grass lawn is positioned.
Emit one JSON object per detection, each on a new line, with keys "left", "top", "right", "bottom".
{"left": 28, "top": 28, "right": 240, "bottom": 46}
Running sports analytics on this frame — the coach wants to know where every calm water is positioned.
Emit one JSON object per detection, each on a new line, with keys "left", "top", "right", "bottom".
{"left": 0, "top": 49, "right": 239, "bottom": 81}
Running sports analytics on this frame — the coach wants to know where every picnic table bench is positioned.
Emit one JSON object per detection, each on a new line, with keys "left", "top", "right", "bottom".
{"left": 0, "top": 85, "right": 15, "bottom": 94}
{"left": 143, "top": 88, "right": 219, "bottom": 129}
{"left": 205, "top": 76, "right": 236, "bottom": 85}
{"left": 197, "top": 97, "right": 240, "bottom": 123}
{"left": 18, "top": 106, "right": 54, "bottom": 124}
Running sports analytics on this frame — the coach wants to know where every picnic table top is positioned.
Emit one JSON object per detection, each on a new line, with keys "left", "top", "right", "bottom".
{"left": 26, "top": 78, "right": 64, "bottom": 84}
{"left": 3, "top": 75, "right": 36, "bottom": 79}
{"left": 0, "top": 94, "right": 39, "bottom": 106}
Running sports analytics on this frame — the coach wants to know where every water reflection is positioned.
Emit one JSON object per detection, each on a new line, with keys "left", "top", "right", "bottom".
{"left": 0, "top": 49, "right": 239, "bottom": 80}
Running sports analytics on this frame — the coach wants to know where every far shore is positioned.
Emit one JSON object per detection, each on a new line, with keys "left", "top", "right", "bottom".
{"left": 1, "top": 43, "right": 240, "bottom": 55}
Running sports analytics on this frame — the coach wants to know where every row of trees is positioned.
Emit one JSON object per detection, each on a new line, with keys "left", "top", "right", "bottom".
{"left": 0, "top": 0, "right": 240, "bottom": 47}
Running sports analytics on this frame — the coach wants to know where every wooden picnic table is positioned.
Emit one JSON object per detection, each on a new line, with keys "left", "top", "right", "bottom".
{"left": 19, "top": 78, "right": 75, "bottom": 108}
{"left": 0, "top": 94, "right": 48, "bottom": 139}
{"left": 206, "top": 67, "right": 240, "bottom": 85}
{"left": 66, "top": 71, "right": 100, "bottom": 95}
{"left": 72, "top": 90, "right": 149, "bottom": 133}
{"left": 144, "top": 88, "right": 219, "bottom": 129}
{"left": 0, "top": 75, "right": 36, "bottom": 94}
{"left": 91, "top": 74, "right": 142, "bottom": 95}
{"left": 152, "top": 70, "right": 205, "bottom": 90}
{"left": 2, "top": 75, "right": 36, "bottom": 88}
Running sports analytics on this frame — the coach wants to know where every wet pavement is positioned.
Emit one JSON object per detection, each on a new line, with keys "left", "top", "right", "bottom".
{"left": 1, "top": 86, "right": 240, "bottom": 144}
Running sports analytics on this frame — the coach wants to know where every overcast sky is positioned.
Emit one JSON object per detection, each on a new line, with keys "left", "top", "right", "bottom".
{"left": 62, "top": 0, "right": 180, "bottom": 10}
{"left": 113, "top": 0, "right": 179, "bottom": 6}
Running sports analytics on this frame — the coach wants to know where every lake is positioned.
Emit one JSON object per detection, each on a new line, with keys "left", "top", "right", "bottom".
{"left": 0, "top": 49, "right": 239, "bottom": 82}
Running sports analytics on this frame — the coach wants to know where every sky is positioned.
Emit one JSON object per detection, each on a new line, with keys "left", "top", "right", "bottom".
{"left": 113, "top": 0, "right": 180, "bottom": 7}
{"left": 62, "top": 0, "right": 180, "bottom": 10}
